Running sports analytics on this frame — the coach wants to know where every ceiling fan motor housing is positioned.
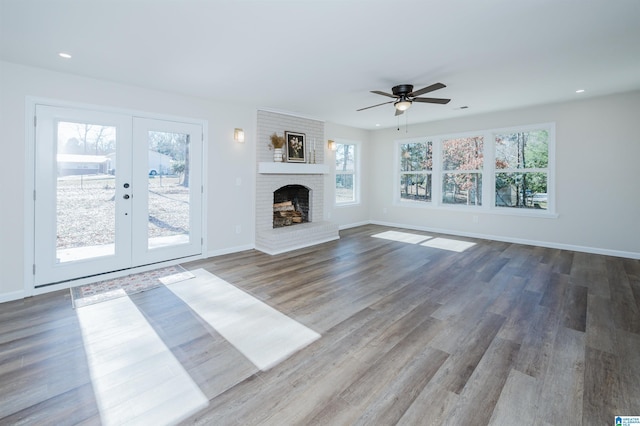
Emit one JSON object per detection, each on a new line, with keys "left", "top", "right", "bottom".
{"left": 392, "top": 84, "right": 414, "bottom": 96}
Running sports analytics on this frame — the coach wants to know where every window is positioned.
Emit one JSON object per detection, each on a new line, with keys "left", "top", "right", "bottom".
{"left": 400, "top": 141, "right": 432, "bottom": 202}
{"left": 442, "top": 136, "right": 483, "bottom": 206}
{"left": 395, "top": 123, "right": 554, "bottom": 215}
{"left": 335, "top": 142, "right": 358, "bottom": 204}
{"left": 494, "top": 129, "right": 549, "bottom": 210}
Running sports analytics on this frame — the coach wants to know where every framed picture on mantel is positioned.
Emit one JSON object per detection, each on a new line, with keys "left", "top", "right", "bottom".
{"left": 285, "top": 131, "right": 306, "bottom": 163}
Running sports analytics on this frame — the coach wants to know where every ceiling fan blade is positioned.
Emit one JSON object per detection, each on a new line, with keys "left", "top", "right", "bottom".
{"left": 395, "top": 108, "right": 404, "bottom": 116}
{"left": 371, "top": 90, "right": 397, "bottom": 98}
{"left": 409, "top": 82, "right": 446, "bottom": 97}
{"left": 356, "top": 100, "right": 394, "bottom": 111}
{"left": 412, "top": 97, "right": 451, "bottom": 104}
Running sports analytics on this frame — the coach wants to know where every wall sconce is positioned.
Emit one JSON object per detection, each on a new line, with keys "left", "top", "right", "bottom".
{"left": 234, "top": 128, "right": 245, "bottom": 143}
{"left": 328, "top": 140, "right": 337, "bottom": 151}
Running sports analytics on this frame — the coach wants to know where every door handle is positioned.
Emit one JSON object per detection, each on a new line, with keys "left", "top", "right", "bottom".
{"left": 123, "top": 194, "right": 130, "bottom": 200}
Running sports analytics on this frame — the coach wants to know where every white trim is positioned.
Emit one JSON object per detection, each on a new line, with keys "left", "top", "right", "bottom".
{"left": 338, "top": 221, "right": 370, "bottom": 230}
{"left": 369, "top": 220, "right": 640, "bottom": 260}
{"left": 207, "top": 244, "right": 255, "bottom": 258}
{"left": 258, "top": 162, "right": 328, "bottom": 174}
{"left": 394, "top": 199, "right": 559, "bottom": 218}
{"left": 334, "top": 139, "right": 361, "bottom": 206}
{"left": 24, "top": 98, "right": 37, "bottom": 297}
{"left": 0, "top": 290, "right": 27, "bottom": 304}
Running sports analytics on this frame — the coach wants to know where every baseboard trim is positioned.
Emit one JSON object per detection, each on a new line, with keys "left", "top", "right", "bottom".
{"left": 338, "top": 221, "right": 370, "bottom": 231}
{"left": 207, "top": 244, "right": 256, "bottom": 258}
{"left": 368, "top": 220, "right": 640, "bottom": 260}
{"left": 0, "top": 290, "right": 27, "bottom": 304}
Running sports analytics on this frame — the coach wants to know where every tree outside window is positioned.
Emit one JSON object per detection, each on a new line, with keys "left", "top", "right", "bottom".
{"left": 400, "top": 141, "right": 432, "bottom": 202}
{"left": 335, "top": 143, "right": 357, "bottom": 204}
{"left": 442, "top": 136, "right": 483, "bottom": 206}
{"left": 494, "top": 130, "right": 548, "bottom": 209}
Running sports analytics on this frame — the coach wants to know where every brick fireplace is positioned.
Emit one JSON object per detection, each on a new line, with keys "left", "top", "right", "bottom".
{"left": 255, "top": 110, "right": 339, "bottom": 254}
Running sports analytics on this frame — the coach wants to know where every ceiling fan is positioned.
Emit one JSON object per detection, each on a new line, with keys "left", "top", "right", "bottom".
{"left": 357, "top": 82, "right": 450, "bottom": 116}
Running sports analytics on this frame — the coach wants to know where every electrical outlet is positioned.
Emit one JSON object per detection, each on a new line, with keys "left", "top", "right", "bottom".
{"left": 383, "top": 208, "right": 388, "bottom": 214}
{"left": 473, "top": 215, "right": 479, "bottom": 223}
{"left": 235, "top": 225, "right": 241, "bottom": 234}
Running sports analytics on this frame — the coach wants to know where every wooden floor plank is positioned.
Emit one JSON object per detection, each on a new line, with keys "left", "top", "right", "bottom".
{"left": 489, "top": 369, "right": 540, "bottom": 426}
{"left": 1, "top": 224, "right": 639, "bottom": 425}
{"left": 446, "top": 337, "right": 521, "bottom": 425}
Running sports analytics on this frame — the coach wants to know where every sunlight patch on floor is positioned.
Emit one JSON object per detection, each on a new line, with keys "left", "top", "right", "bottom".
{"left": 372, "top": 231, "right": 476, "bottom": 252}
{"left": 420, "top": 237, "right": 477, "bottom": 252}
{"left": 372, "top": 230, "right": 431, "bottom": 244}
{"left": 76, "top": 296, "right": 208, "bottom": 425}
{"left": 167, "top": 268, "right": 321, "bottom": 371}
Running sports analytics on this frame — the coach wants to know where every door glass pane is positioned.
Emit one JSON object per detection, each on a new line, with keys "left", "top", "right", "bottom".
{"left": 147, "top": 131, "right": 190, "bottom": 249}
{"left": 56, "top": 121, "right": 117, "bottom": 262}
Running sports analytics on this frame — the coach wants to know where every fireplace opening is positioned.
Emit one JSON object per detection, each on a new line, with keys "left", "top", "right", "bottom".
{"left": 273, "top": 185, "right": 310, "bottom": 228}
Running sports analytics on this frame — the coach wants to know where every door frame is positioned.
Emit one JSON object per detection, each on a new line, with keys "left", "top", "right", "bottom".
{"left": 24, "top": 97, "right": 208, "bottom": 296}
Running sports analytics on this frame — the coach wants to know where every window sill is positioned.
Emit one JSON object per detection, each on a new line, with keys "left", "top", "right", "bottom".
{"left": 395, "top": 200, "right": 558, "bottom": 218}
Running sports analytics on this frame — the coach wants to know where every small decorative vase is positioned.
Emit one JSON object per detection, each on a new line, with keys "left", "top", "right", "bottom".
{"left": 273, "top": 147, "right": 283, "bottom": 162}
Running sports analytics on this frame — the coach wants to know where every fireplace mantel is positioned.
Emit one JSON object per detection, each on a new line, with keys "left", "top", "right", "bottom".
{"left": 258, "top": 162, "right": 329, "bottom": 175}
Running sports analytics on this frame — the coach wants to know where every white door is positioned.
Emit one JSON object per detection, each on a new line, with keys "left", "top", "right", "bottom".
{"left": 131, "top": 117, "right": 203, "bottom": 266}
{"left": 33, "top": 105, "right": 203, "bottom": 286}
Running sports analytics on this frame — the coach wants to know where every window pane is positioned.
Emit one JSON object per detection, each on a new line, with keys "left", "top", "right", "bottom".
{"left": 442, "top": 173, "right": 482, "bottom": 205}
{"left": 56, "top": 121, "right": 117, "bottom": 262}
{"left": 336, "top": 173, "right": 354, "bottom": 203}
{"left": 442, "top": 137, "right": 483, "bottom": 171}
{"left": 147, "top": 131, "right": 190, "bottom": 248}
{"left": 495, "top": 172, "right": 547, "bottom": 209}
{"left": 335, "top": 144, "right": 355, "bottom": 171}
{"left": 400, "top": 173, "right": 431, "bottom": 201}
{"left": 495, "top": 130, "right": 548, "bottom": 169}
{"left": 401, "top": 141, "right": 432, "bottom": 171}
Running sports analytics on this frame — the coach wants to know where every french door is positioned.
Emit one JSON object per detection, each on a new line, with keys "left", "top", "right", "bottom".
{"left": 34, "top": 105, "right": 203, "bottom": 286}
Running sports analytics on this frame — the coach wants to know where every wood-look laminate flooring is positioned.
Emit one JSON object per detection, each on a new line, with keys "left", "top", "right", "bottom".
{"left": 1, "top": 225, "right": 639, "bottom": 425}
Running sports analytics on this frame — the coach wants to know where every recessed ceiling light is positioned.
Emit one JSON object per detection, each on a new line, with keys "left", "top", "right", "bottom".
{"left": 58, "top": 52, "right": 72, "bottom": 59}
{"left": 576, "top": 89, "right": 585, "bottom": 93}
{"left": 375, "top": 123, "right": 380, "bottom": 127}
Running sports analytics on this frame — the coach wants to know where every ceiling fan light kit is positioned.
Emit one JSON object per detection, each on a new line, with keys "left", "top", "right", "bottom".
{"left": 357, "top": 82, "right": 450, "bottom": 116}
{"left": 394, "top": 99, "right": 412, "bottom": 111}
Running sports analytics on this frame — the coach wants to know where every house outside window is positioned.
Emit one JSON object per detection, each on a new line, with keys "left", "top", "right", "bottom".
{"left": 400, "top": 141, "right": 432, "bottom": 202}
{"left": 335, "top": 142, "right": 358, "bottom": 204}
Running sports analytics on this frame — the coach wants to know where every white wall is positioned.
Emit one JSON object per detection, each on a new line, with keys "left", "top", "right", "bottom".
{"left": 368, "top": 91, "right": 640, "bottom": 258}
{"left": 0, "top": 61, "right": 257, "bottom": 301}
{"left": 1, "top": 60, "right": 638, "bottom": 302}
{"left": 324, "top": 122, "right": 371, "bottom": 228}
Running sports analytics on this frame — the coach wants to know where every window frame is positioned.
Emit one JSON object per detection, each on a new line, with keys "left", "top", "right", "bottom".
{"left": 394, "top": 123, "right": 556, "bottom": 217}
{"left": 441, "top": 135, "right": 484, "bottom": 207}
{"left": 397, "top": 138, "right": 434, "bottom": 205}
{"left": 334, "top": 140, "right": 360, "bottom": 206}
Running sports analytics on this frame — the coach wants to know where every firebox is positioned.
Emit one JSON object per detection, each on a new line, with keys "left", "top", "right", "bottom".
{"left": 273, "top": 185, "right": 310, "bottom": 228}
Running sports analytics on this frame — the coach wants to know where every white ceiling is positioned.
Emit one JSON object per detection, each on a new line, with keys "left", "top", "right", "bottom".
{"left": 2, "top": 0, "right": 640, "bottom": 129}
